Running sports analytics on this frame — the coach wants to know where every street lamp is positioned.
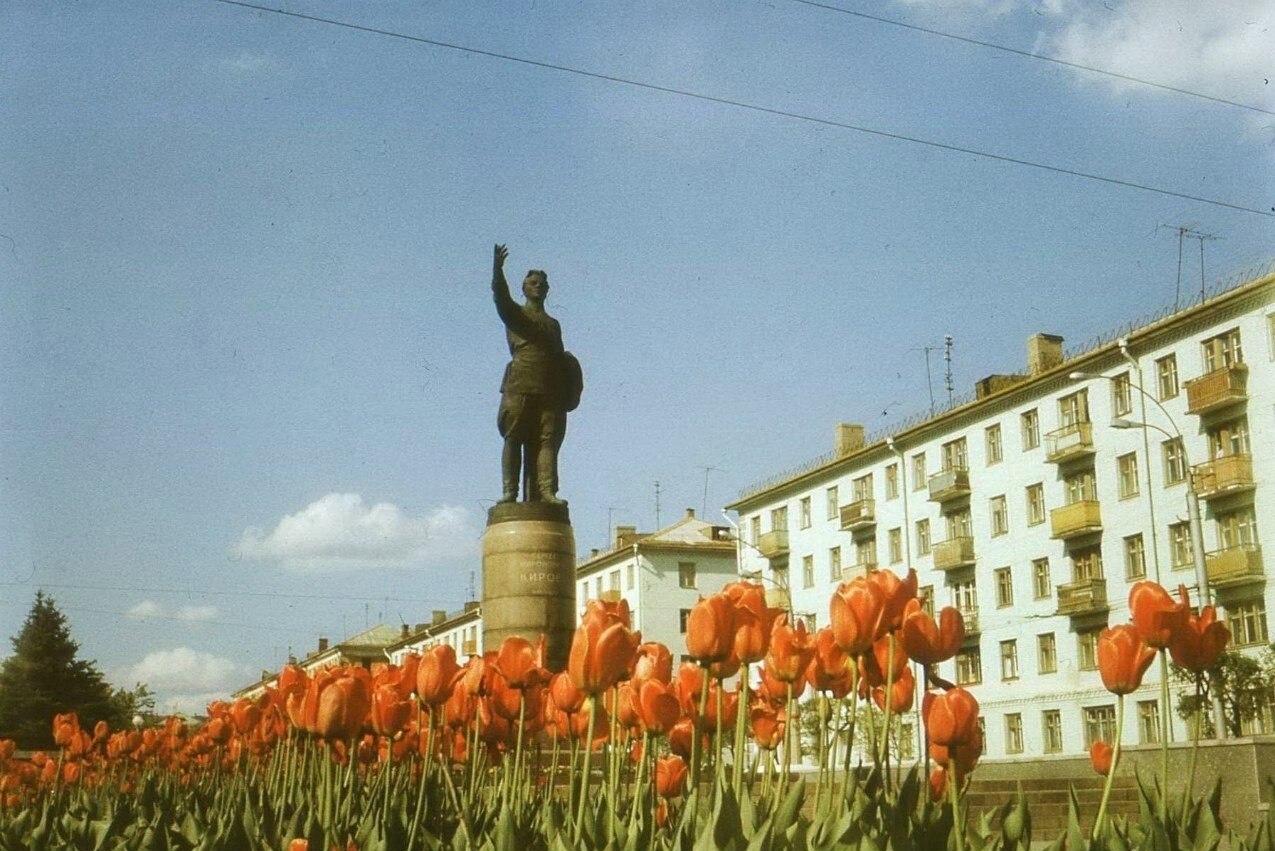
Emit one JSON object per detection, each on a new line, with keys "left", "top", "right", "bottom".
{"left": 723, "top": 510, "right": 794, "bottom": 614}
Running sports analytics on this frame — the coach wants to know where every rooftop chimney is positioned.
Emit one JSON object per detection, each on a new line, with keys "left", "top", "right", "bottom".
{"left": 432, "top": 609, "right": 448, "bottom": 626}
{"left": 413, "top": 623, "right": 427, "bottom": 633}
{"left": 1027, "top": 334, "right": 1064, "bottom": 375}
{"left": 614, "top": 525, "right": 638, "bottom": 547}
{"left": 400, "top": 624, "right": 410, "bottom": 639}
{"left": 685, "top": 507, "right": 695, "bottom": 518}
{"left": 975, "top": 374, "right": 1026, "bottom": 399}
{"left": 317, "top": 637, "right": 329, "bottom": 653}
{"left": 835, "top": 423, "right": 865, "bottom": 457}
{"left": 464, "top": 600, "right": 480, "bottom": 613}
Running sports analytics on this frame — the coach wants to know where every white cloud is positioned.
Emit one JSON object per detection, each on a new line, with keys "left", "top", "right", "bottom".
{"left": 126, "top": 600, "right": 218, "bottom": 622}
{"left": 118, "top": 647, "right": 245, "bottom": 716}
{"left": 1041, "top": 0, "right": 1275, "bottom": 108}
{"left": 232, "top": 493, "right": 478, "bottom": 571}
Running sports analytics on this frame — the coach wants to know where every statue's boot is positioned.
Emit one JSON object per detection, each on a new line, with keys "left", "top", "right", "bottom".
{"left": 537, "top": 443, "right": 565, "bottom": 505}
{"left": 498, "top": 441, "right": 520, "bottom": 503}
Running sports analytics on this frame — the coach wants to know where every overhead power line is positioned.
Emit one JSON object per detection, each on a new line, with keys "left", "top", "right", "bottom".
{"left": 214, "top": 0, "right": 1273, "bottom": 219}
{"left": 0, "top": 579, "right": 461, "bottom": 606}
{"left": 785, "top": 0, "right": 1275, "bottom": 118}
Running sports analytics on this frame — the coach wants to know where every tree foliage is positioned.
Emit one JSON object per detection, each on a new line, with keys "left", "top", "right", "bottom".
{"left": 0, "top": 591, "right": 145, "bottom": 747}
{"left": 1172, "top": 644, "right": 1275, "bottom": 737}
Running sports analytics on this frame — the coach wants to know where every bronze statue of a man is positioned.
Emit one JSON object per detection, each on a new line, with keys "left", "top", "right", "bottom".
{"left": 491, "top": 244, "right": 582, "bottom": 504}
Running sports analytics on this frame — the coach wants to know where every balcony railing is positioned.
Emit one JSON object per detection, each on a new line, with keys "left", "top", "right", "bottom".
{"left": 933, "top": 536, "right": 976, "bottom": 571}
{"left": 1050, "top": 500, "right": 1102, "bottom": 540}
{"left": 839, "top": 499, "right": 876, "bottom": 532}
{"left": 1192, "top": 454, "right": 1255, "bottom": 500}
{"left": 958, "top": 608, "right": 980, "bottom": 637}
{"left": 1185, "top": 364, "right": 1248, "bottom": 415}
{"left": 843, "top": 560, "right": 878, "bottom": 580}
{"left": 928, "top": 467, "right": 971, "bottom": 503}
{"left": 1056, "top": 577, "right": 1108, "bottom": 617}
{"left": 1205, "top": 544, "right": 1264, "bottom": 588}
{"left": 1045, "top": 422, "right": 1095, "bottom": 463}
{"left": 758, "top": 530, "right": 790, "bottom": 560}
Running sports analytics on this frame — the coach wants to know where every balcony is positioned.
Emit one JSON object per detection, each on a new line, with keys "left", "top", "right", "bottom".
{"left": 757, "top": 530, "right": 789, "bottom": 560}
{"left": 1056, "top": 577, "right": 1108, "bottom": 617}
{"left": 1045, "top": 422, "right": 1095, "bottom": 464}
{"left": 1192, "top": 455, "right": 1255, "bottom": 501}
{"left": 842, "top": 560, "right": 878, "bottom": 580}
{"left": 1206, "top": 544, "right": 1264, "bottom": 588}
{"left": 839, "top": 499, "right": 876, "bottom": 532}
{"left": 928, "top": 467, "right": 971, "bottom": 503}
{"left": 1050, "top": 500, "right": 1102, "bottom": 540}
{"left": 1185, "top": 364, "right": 1248, "bottom": 416}
{"left": 461, "top": 639, "right": 478, "bottom": 656}
{"left": 958, "top": 608, "right": 980, "bottom": 638}
{"left": 933, "top": 536, "right": 976, "bottom": 571}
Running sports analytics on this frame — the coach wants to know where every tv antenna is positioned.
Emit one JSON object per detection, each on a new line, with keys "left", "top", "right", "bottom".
{"left": 944, "top": 335, "right": 954, "bottom": 406}
{"left": 1160, "top": 225, "right": 1222, "bottom": 308}
{"left": 698, "top": 466, "right": 725, "bottom": 518}
{"left": 654, "top": 480, "right": 662, "bottom": 529}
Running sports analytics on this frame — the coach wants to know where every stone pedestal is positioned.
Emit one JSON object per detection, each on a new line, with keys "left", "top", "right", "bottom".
{"left": 482, "top": 502, "right": 577, "bottom": 671}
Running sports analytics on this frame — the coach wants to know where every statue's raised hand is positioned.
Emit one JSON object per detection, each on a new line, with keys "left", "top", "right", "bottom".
{"left": 494, "top": 243, "right": 508, "bottom": 272}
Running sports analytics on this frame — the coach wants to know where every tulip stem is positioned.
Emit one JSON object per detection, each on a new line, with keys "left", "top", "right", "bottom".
{"left": 407, "top": 708, "right": 433, "bottom": 851}
{"left": 1092, "top": 693, "right": 1125, "bottom": 842}
{"left": 732, "top": 668, "right": 749, "bottom": 795}
{"left": 779, "top": 681, "right": 795, "bottom": 807}
{"left": 1183, "top": 675, "right": 1202, "bottom": 824}
{"left": 691, "top": 671, "right": 709, "bottom": 816}
{"left": 815, "top": 694, "right": 828, "bottom": 811}
{"left": 843, "top": 663, "right": 859, "bottom": 801}
{"left": 948, "top": 762, "right": 966, "bottom": 851}
{"left": 628, "top": 732, "right": 649, "bottom": 830}
{"left": 880, "top": 634, "right": 896, "bottom": 795}
{"left": 1159, "top": 649, "right": 1171, "bottom": 816}
{"left": 574, "top": 696, "right": 598, "bottom": 838}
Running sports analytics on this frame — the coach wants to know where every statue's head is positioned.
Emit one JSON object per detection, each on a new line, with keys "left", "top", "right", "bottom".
{"left": 522, "top": 270, "right": 549, "bottom": 301}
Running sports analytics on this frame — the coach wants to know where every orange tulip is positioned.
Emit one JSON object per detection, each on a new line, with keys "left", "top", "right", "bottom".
{"left": 868, "top": 567, "right": 919, "bottom": 636}
{"left": 582, "top": 596, "right": 633, "bottom": 629}
{"left": 668, "top": 717, "right": 696, "bottom": 759}
{"left": 1168, "top": 586, "right": 1231, "bottom": 673}
{"left": 685, "top": 593, "right": 737, "bottom": 664}
{"left": 765, "top": 615, "right": 814, "bottom": 685}
{"left": 655, "top": 754, "right": 689, "bottom": 798}
{"left": 632, "top": 642, "right": 674, "bottom": 687}
{"left": 635, "top": 680, "right": 681, "bottom": 735}
{"left": 1097, "top": 624, "right": 1156, "bottom": 695}
{"left": 724, "top": 580, "right": 782, "bottom": 664}
{"left": 750, "top": 702, "right": 785, "bottom": 750}
{"left": 315, "top": 669, "right": 372, "bottom": 741}
{"left": 866, "top": 634, "right": 910, "bottom": 686}
{"left": 369, "top": 683, "right": 413, "bottom": 737}
{"left": 899, "top": 599, "right": 965, "bottom": 665}
{"left": 928, "top": 767, "right": 948, "bottom": 802}
{"left": 288, "top": 839, "right": 309, "bottom": 851}
{"left": 829, "top": 578, "right": 885, "bottom": 656}
{"left": 924, "top": 687, "right": 980, "bottom": 747}
{"left": 696, "top": 681, "right": 739, "bottom": 732}
{"left": 493, "top": 635, "right": 550, "bottom": 690}
{"left": 674, "top": 661, "right": 705, "bottom": 716}
{"left": 1090, "top": 740, "right": 1113, "bottom": 776}
{"left": 872, "top": 665, "right": 915, "bottom": 714}
{"left": 1129, "top": 580, "right": 1189, "bottom": 649}
{"left": 567, "top": 611, "right": 639, "bottom": 695}
{"left": 228, "top": 697, "right": 262, "bottom": 736}
{"left": 52, "top": 712, "right": 79, "bottom": 747}
{"left": 929, "top": 724, "right": 982, "bottom": 776}
{"left": 416, "top": 645, "right": 462, "bottom": 706}
{"left": 548, "top": 671, "right": 586, "bottom": 715}
{"left": 806, "top": 627, "right": 853, "bottom": 696}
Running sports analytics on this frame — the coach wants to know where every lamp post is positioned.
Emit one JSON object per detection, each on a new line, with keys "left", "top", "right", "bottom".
{"left": 723, "top": 510, "right": 794, "bottom": 614}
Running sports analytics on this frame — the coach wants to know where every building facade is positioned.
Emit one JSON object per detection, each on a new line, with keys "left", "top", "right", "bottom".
{"left": 727, "top": 269, "right": 1275, "bottom": 762}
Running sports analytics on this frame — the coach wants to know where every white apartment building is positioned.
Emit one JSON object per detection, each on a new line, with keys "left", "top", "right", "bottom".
{"left": 575, "top": 508, "right": 740, "bottom": 658}
{"left": 387, "top": 603, "right": 482, "bottom": 665}
{"left": 727, "top": 267, "right": 1275, "bottom": 761}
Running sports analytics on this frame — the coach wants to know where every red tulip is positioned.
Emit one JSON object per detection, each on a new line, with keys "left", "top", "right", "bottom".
{"left": 668, "top": 717, "right": 696, "bottom": 759}
{"left": 567, "top": 608, "right": 640, "bottom": 695}
{"left": 493, "top": 635, "right": 550, "bottom": 690}
{"left": 632, "top": 642, "right": 674, "bottom": 687}
{"left": 750, "top": 702, "right": 785, "bottom": 750}
{"left": 1129, "top": 581, "right": 1189, "bottom": 649}
{"left": 548, "top": 671, "right": 586, "bottom": 715}
{"left": 674, "top": 662, "right": 705, "bottom": 716}
{"left": 655, "top": 754, "right": 689, "bottom": 798}
{"left": 724, "top": 580, "right": 782, "bottom": 664}
{"left": 806, "top": 627, "right": 853, "bottom": 696}
{"left": 416, "top": 645, "right": 462, "bottom": 706}
{"left": 928, "top": 767, "right": 948, "bottom": 802}
{"left": 829, "top": 578, "right": 885, "bottom": 656}
{"left": 872, "top": 665, "right": 915, "bottom": 714}
{"left": 685, "top": 593, "right": 737, "bottom": 665}
{"left": 635, "top": 680, "right": 681, "bottom": 735}
{"left": 924, "top": 687, "right": 980, "bottom": 747}
{"left": 867, "top": 568, "right": 918, "bottom": 636}
{"left": 1097, "top": 624, "right": 1156, "bottom": 695}
{"left": 1168, "top": 586, "right": 1231, "bottom": 673}
{"left": 1090, "top": 740, "right": 1113, "bottom": 776}
{"left": 315, "top": 668, "right": 372, "bottom": 741}
{"left": 228, "top": 698, "right": 261, "bottom": 735}
{"left": 929, "top": 725, "right": 981, "bottom": 776}
{"left": 765, "top": 615, "right": 815, "bottom": 685}
{"left": 369, "top": 683, "right": 413, "bottom": 737}
{"left": 899, "top": 599, "right": 965, "bottom": 665}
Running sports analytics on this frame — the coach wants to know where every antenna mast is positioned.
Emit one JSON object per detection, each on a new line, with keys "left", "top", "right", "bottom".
{"left": 943, "top": 335, "right": 954, "bottom": 406}
{"left": 654, "top": 480, "right": 662, "bottom": 529}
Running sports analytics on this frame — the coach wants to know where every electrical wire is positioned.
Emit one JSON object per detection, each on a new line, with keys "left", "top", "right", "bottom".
{"left": 213, "top": 0, "right": 1274, "bottom": 219}
{"left": 0, "top": 579, "right": 469, "bottom": 607}
{"left": 783, "top": 0, "right": 1275, "bottom": 118}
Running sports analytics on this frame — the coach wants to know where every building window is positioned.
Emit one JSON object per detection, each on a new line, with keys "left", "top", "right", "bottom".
{"left": 955, "top": 647, "right": 982, "bottom": 685}
{"left": 919, "top": 585, "right": 935, "bottom": 618}
{"left": 770, "top": 506, "right": 788, "bottom": 532}
{"left": 885, "top": 464, "right": 899, "bottom": 499}
{"left": 912, "top": 454, "right": 927, "bottom": 490}
{"left": 1021, "top": 409, "right": 1040, "bottom": 450}
{"left": 802, "top": 555, "right": 815, "bottom": 589}
{"left": 952, "top": 579, "right": 978, "bottom": 618}
{"left": 1138, "top": 699, "right": 1161, "bottom": 745}
{"left": 985, "top": 424, "right": 1003, "bottom": 465}
{"left": 1084, "top": 705, "right": 1117, "bottom": 748}
{"left": 888, "top": 528, "right": 902, "bottom": 565}
{"left": 1163, "top": 438, "right": 1187, "bottom": 485}
{"left": 1065, "top": 469, "right": 1097, "bottom": 504}
{"left": 1037, "top": 632, "right": 1057, "bottom": 674}
{"left": 1124, "top": 534, "right": 1147, "bottom": 580}
{"left": 1058, "top": 389, "right": 1090, "bottom": 428}
{"left": 1156, "top": 354, "right": 1179, "bottom": 400}
{"left": 899, "top": 722, "right": 916, "bottom": 760}
{"left": 826, "top": 486, "right": 839, "bottom": 521}
{"left": 1043, "top": 710, "right": 1063, "bottom": 754}
{"left": 1117, "top": 452, "right": 1140, "bottom": 499}
{"left": 1201, "top": 328, "right": 1243, "bottom": 372}
{"left": 608, "top": 570, "right": 620, "bottom": 591}
{"left": 1170, "top": 522, "right": 1194, "bottom": 569}
{"left": 749, "top": 515, "right": 761, "bottom": 545}
{"left": 1216, "top": 506, "right": 1258, "bottom": 549}
{"left": 1000, "top": 640, "right": 1019, "bottom": 680}
{"left": 1229, "top": 599, "right": 1269, "bottom": 646}
{"left": 1005, "top": 713, "right": 1024, "bottom": 754}
{"left": 1026, "top": 483, "right": 1045, "bottom": 526}
{"left": 1207, "top": 417, "right": 1250, "bottom": 459}
{"left": 1032, "top": 558, "right": 1052, "bottom": 599}
{"left": 829, "top": 546, "right": 842, "bottom": 583}
{"left": 799, "top": 497, "right": 812, "bottom": 530}
{"left": 1072, "top": 546, "right": 1103, "bottom": 582}
{"left": 626, "top": 564, "right": 635, "bottom": 590}
{"left": 678, "top": 609, "right": 691, "bottom": 633}
{"left": 853, "top": 473, "right": 874, "bottom": 502}
{"left": 1078, "top": 629, "right": 1100, "bottom": 670}
{"left": 916, "top": 519, "right": 931, "bottom": 556}
{"left": 595, "top": 578, "right": 603, "bottom": 598}
{"left": 678, "top": 562, "right": 697, "bottom": 589}
{"left": 856, "top": 538, "right": 877, "bottom": 569}
{"left": 990, "top": 495, "right": 1009, "bottom": 537}
{"left": 992, "top": 567, "right": 1013, "bottom": 608}
{"left": 947, "top": 509, "right": 973, "bottom": 540}
{"left": 941, "top": 437, "right": 968, "bottom": 471}
{"left": 1111, "top": 372, "right": 1133, "bottom": 417}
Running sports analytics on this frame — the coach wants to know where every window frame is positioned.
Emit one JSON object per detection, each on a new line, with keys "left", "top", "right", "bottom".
{"left": 985, "top": 424, "right": 1003, "bottom": 465}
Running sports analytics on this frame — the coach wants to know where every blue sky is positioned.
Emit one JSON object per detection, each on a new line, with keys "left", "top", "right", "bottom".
{"left": 2, "top": 0, "right": 1272, "bottom": 713}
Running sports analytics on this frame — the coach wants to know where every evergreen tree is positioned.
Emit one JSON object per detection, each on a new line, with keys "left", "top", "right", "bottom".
{"left": 0, "top": 592, "right": 125, "bottom": 747}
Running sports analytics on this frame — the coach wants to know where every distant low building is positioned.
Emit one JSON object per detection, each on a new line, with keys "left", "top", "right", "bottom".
{"left": 232, "top": 622, "right": 403, "bottom": 700}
